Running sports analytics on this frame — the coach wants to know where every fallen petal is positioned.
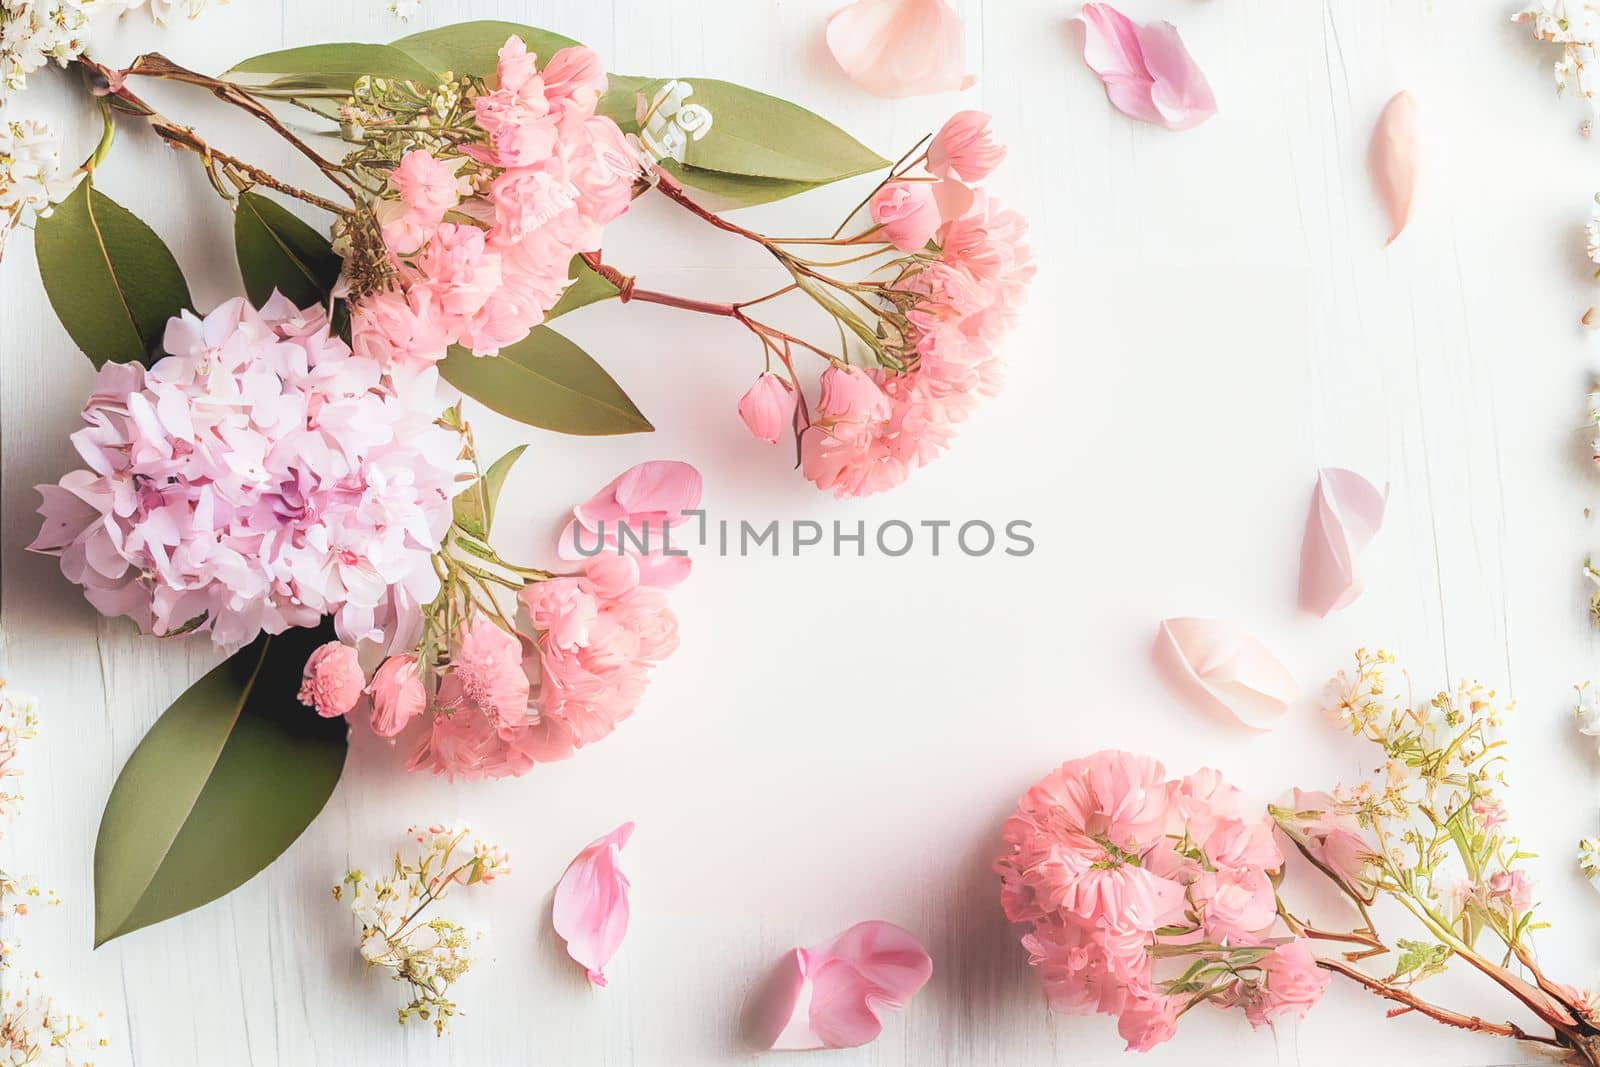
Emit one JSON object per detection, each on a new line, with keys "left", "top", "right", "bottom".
{"left": 1298, "top": 468, "right": 1387, "bottom": 616}
{"left": 1075, "top": 4, "right": 1214, "bottom": 130}
{"left": 744, "top": 920, "right": 932, "bottom": 1050}
{"left": 826, "top": 0, "right": 978, "bottom": 99}
{"left": 1134, "top": 20, "right": 1217, "bottom": 130}
{"left": 552, "top": 822, "right": 634, "bottom": 986}
{"left": 1156, "top": 619, "right": 1297, "bottom": 730}
{"left": 1369, "top": 91, "right": 1418, "bottom": 246}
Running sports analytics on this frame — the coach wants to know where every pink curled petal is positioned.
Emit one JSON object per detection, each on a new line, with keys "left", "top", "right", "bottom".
{"left": 1134, "top": 21, "right": 1217, "bottom": 130}
{"left": 751, "top": 921, "right": 931, "bottom": 1050}
{"left": 1298, "top": 468, "right": 1387, "bottom": 617}
{"left": 1369, "top": 91, "right": 1419, "bottom": 246}
{"left": 552, "top": 821, "right": 635, "bottom": 987}
{"left": 1077, "top": 3, "right": 1146, "bottom": 82}
{"left": 826, "top": 0, "right": 978, "bottom": 99}
{"left": 1156, "top": 618, "right": 1296, "bottom": 731}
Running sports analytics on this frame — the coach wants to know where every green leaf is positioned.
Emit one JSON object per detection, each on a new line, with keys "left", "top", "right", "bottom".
{"left": 640, "top": 78, "right": 888, "bottom": 183}
{"left": 94, "top": 621, "right": 348, "bottom": 946}
{"left": 440, "top": 328, "right": 651, "bottom": 436}
{"left": 546, "top": 255, "right": 621, "bottom": 320}
{"left": 35, "top": 181, "right": 193, "bottom": 369}
{"left": 597, "top": 74, "right": 650, "bottom": 128}
{"left": 227, "top": 42, "right": 438, "bottom": 92}
{"left": 1390, "top": 938, "right": 1451, "bottom": 981}
{"left": 660, "top": 161, "right": 828, "bottom": 209}
{"left": 391, "top": 21, "right": 580, "bottom": 80}
{"left": 454, "top": 444, "right": 528, "bottom": 539}
{"left": 233, "top": 191, "right": 341, "bottom": 308}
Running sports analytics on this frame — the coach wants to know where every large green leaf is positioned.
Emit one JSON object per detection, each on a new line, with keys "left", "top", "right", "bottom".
{"left": 391, "top": 21, "right": 580, "bottom": 79}
{"left": 546, "top": 255, "right": 622, "bottom": 320}
{"left": 227, "top": 42, "right": 438, "bottom": 91}
{"left": 440, "top": 328, "right": 651, "bottom": 436}
{"left": 35, "top": 181, "right": 193, "bottom": 369}
{"left": 94, "top": 621, "right": 349, "bottom": 946}
{"left": 661, "top": 161, "right": 828, "bottom": 209}
{"left": 233, "top": 191, "right": 341, "bottom": 308}
{"left": 453, "top": 444, "right": 528, "bottom": 539}
{"left": 644, "top": 78, "right": 888, "bottom": 183}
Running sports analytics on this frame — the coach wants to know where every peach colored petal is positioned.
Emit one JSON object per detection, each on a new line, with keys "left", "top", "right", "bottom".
{"left": 826, "top": 0, "right": 978, "bottom": 99}
{"left": 1298, "top": 468, "right": 1387, "bottom": 617}
{"left": 1156, "top": 619, "right": 1296, "bottom": 731}
{"left": 552, "top": 822, "right": 634, "bottom": 986}
{"left": 1369, "top": 91, "right": 1418, "bottom": 247}
{"left": 744, "top": 921, "right": 932, "bottom": 1050}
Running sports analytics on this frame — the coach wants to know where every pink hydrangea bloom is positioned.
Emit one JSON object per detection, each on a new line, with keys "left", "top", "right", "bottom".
{"left": 801, "top": 191, "right": 1033, "bottom": 497}
{"left": 298, "top": 641, "right": 366, "bottom": 718}
{"left": 31, "top": 295, "right": 468, "bottom": 652}
{"left": 352, "top": 38, "right": 639, "bottom": 366}
{"left": 997, "top": 752, "right": 1323, "bottom": 1051}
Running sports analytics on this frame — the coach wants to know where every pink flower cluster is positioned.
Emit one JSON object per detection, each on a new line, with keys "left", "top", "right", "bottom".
{"left": 353, "top": 37, "right": 638, "bottom": 369}
{"left": 299, "top": 461, "right": 693, "bottom": 780}
{"left": 31, "top": 296, "right": 466, "bottom": 652}
{"left": 995, "top": 751, "right": 1329, "bottom": 1052}
{"left": 795, "top": 113, "right": 1034, "bottom": 497}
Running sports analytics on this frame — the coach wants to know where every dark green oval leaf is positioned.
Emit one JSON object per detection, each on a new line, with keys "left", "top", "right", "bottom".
{"left": 227, "top": 42, "right": 438, "bottom": 92}
{"left": 639, "top": 78, "right": 888, "bottom": 183}
{"left": 440, "top": 328, "right": 651, "bottom": 436}
{"left": 94, "top": 620, "right": 348, "bottom": 947}
{"left": 35, "top": 181, "right": 193, "bottom": 368}
{"left": 454, "top": 444, "right": 528, "bottom": 539}
{"left": 546, "top": 255, "right": 621, "bottom": 320}
{"left": 391, "top": 21, "right": 581, "bottom": 80}
{"left": 234, "top": 191, "right": 341, "bottom": 308}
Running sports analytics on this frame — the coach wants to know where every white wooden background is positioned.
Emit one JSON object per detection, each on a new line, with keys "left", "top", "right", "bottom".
{"left": 4, "top": 1, "right": 1600, "bottom": 1064}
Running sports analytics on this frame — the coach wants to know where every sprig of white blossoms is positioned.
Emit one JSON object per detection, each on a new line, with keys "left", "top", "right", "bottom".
{"left": 334, "top": 825, "right": 509, "bottom": 1036}
{"left": 1516, "top": 1, "right": 1600, "bottom": 131}
{"left": 0, "top": 681, "right": 39, "bottom": 831}
{"left": 2, "top": 0, "right": 213, "bottom": 100}
{"left": 0, "top": 871, "right": 98, "bottom": 1067}
{"left": 0, "top": 116, "right": 78, "bottom": 260}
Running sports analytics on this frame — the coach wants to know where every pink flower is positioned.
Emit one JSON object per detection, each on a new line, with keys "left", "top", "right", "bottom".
{"left": 1191, "top": 866, "right": 1276, "bottom": 943}
{"left": 1117, "top": 994, "right": 1182, "bottom": 1052}
{"left": 1074, "top": 4, "right": 1217, "bottom": 131}
{"left": 445, "top": 619, "right": 530, "bottom": 731}
{"left": 869, "top": 181, "right": 942, "bottom": 252}
{"left": 31, "top": 296, "right": 467, "bottom": 653}
{"left": 1279, "top": 789, "right": 1371, "bottom": 889}
{"left": 298, "top": 641, "right": 366, "bottom": 718}
{"left": 558, "top": 460, "right": 702, "bottom": 586}
{"left": 380, "top": 150, "right": 468, "bottom": 252}
{"left": 1489, "top": 870, "right": 1535, "bottom": 913}
{"left": 1245, "top": 941, "right": 1329, "bottom": 1027}
{"left": 368, "top": 654, "right": 426, "bottom": 737}
{"left": 1472, "top": 795, "right": 1508, "bottom": 831}
{"left": 826, "top": 0, "right": 977, "bottom": 98}
{"left": 927, "top": 111, "right": 1006, "bottom": 182}
{"left": 737, "top": 373, "right": 797, "bottom": 444}
{"left": 552, "top": 822, "right": 634, "bottom": 986}
{"left": 748, "top": 921, "right": 933, "bottom": 1050}
{"left": 350, "top": 288, "right": 452, "bottom": 369}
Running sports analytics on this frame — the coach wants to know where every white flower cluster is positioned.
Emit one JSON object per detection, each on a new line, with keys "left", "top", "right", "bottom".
{"left": 0, "top": 116, "right": 76, "bottom": 259}
{"left": 388, "top": 0, "right": 420, "bottom": 19}
{"left": 3, "top": 0, "right": 204, "bottom": 96}
{"left": 1515, "top": 0, "right": 1600, "bottom": 130}
{"left": 0, "top": 681, "right": 37, "bottom": 830}
{"left": 0, "top": 982, "right": 104, "bottom": 1067}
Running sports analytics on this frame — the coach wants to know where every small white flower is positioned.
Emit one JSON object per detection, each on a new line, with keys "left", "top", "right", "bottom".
{"left": 389, "top": 0, "right": 422, "bottom": 19}
{"left": 1577, "top": 681, "right": 1600, "bottom": 745}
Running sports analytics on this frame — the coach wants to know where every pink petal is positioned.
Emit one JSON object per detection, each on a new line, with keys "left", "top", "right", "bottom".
{"left": 552, "top": 821, "right": 634, "bottom": 986}
{"left": 1074, "top": 4, "right": 1214, "bottom": 130}
{"left": 826, "top": 0, "right": 978, "bottom": 99}
{"left": 1369, "top": 90, "right": 1419, "bottom": 246}
{"left": 746, "top": 921, "right": 932, "bottom": 1051}
{"left": 1134, "top": 21, "right": 1217, "bottom": 130}
{"left": 574, "top": 460, "right": 703, "bottom": 527}
{"left": 1298, "top": 468, "right": 1387, "bottom": 616}
{"left": 1156, "top": 619, "right": 1297, "bottom": 731}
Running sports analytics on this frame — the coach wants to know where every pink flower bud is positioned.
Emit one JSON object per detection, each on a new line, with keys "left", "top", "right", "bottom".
{"left": 737, "top": 373, "right": 798, "bottom": 444}
{"left": 927, "top": 110, "right": 1007, "bottom": 183}
{"left": 868, "top": 181, "right": 942, "bottom": 253}
{"left": 368, "top": 654, "right": 426, "bottom": 737}
{"left": 297, "top": 641, "right": 366, "bottom": 719}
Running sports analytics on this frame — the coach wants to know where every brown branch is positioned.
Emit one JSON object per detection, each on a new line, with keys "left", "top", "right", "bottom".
{"left": 1318, "top": 956, "right": 1566, "bottom": 1050}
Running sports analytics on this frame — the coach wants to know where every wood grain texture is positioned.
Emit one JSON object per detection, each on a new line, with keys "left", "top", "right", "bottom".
{"left": 1, "top": 1, "right": 1595, "bottom": 1064}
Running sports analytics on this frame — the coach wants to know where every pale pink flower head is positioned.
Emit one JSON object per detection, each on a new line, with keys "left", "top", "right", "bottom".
{"left": 1277, "top": 788, "right": 1372, "bottom": 890}
{"left": 1488, "top": 869, "right": 1534, "bottom": 913}
{"left": 298, "top": 641, "right": 366, "bottom": 719}
{"left": 870, "top": 181, "right": 942, "bottom": 252}
{"left": 552, "top": 821, "right": 634, "bottom": 986}
{"left": 1117, "top": 993, "right": 1182, "bottom": 1052}
{"left": 928, "top": 110, "right": 1007, "bottom": 183}
{"left": 447, "top": 618, "right": 531, "bottom": 731}
{"left": 540, "top": 47, "right": 608, "bottom": 106}
{"left": 737, "top": 373, "right": 797, "bottom": 444}
{"left": 558, "top": 460, "right": 702, "bottom": 586}
{"left": 1244, "top": 940, "right": 1329, "bottom": 1027}
{"left": 368, "top": 654, "right": 426, "bottom": 737}
{"left": 1191, "top": 866, "right": 1276, "bottom": 943}
{"left": 31, "top": 296, "right": 467, "bottom": 653}
{"left": 1472, "top": 794, "right": 1508, "bottom": 831}
{"left": 380, "top": 150, "right": 469, "bottom": 251}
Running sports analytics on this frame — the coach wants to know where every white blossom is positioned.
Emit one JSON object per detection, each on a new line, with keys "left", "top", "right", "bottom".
{"left": 1516, "top": 1, "right": 1600, "bottom": 128}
